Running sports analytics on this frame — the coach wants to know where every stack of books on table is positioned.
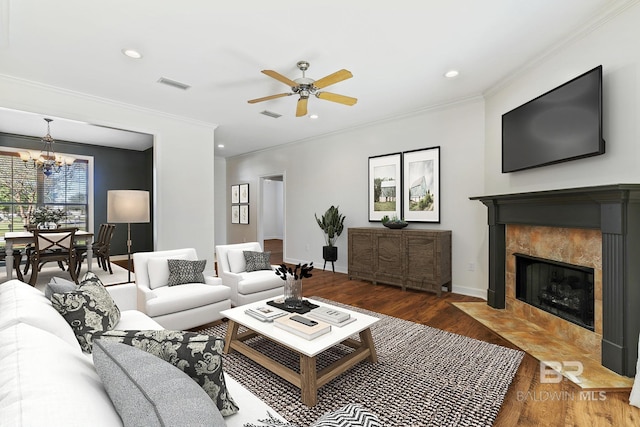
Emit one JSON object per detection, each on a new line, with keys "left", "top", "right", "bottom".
{"left": 308, "top": 306, "right": 357, "bottom": 327}
{"left": 274, "top": 314, "right": 331, "bottom": 340}
{"left": 244, "top": 305, "right": 287, "bottom": 322}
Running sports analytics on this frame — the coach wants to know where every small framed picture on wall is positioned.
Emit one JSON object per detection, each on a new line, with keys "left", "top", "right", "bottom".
{"left": 231, "top": 205, "right": 240, "bottom": 224}
{"left": 240, "top": 205, "right": 249, "bottom": 224}
{"left": 231, "top": 185, "right": 240, "bottom": 204}
{"left": 239, "top": 183, "right": 249, "bottom": 204}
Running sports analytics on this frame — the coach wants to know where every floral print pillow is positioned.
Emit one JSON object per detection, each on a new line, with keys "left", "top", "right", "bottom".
{"left": 51, "top": 271, "right": 121, "bottom": 352}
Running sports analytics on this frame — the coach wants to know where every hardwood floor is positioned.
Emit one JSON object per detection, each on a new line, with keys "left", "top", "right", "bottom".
{"left": 305, "top": 270, "right": 638, "bottom": 426}
{"left": 263, "top": 239, "right": 639, "bottom": 426}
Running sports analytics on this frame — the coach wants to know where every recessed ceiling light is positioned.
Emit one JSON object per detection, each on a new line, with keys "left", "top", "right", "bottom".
{"left": 444, "top": 70, "right": 459, "bottom": 78}
{"left": 121, "top": 48, "right": 143, "bottom": 59}
{"left": 217, "top": 144, "right": 224, "bottom": 148}
{"left": 310, "top": 114, "right": 319, "bottom": 119}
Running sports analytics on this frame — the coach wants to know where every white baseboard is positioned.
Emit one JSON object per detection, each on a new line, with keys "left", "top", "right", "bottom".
{"left": 451, "top": 284, "right": 487, "bottom": 300}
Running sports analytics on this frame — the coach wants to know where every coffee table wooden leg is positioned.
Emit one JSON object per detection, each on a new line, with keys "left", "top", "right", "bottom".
{"left": 360, "top": 328, "right": 378, "bottom": 363}
{"left": 300, "top": 354, "right": 318, "bottom": 406}
{"left": 223, "top": 320, "right": 240, "bottom": 354}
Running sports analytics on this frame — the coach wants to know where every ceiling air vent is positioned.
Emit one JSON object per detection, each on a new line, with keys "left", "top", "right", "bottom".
{"left": 157, "top": 77, "right": 191, "bottom": 90}
{"left": 260, "top": 110, "right": 282, "bottom": 118}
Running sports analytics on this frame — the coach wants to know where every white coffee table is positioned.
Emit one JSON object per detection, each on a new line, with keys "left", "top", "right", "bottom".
{"left": 221, "top": 298, "right": 379, "bottom": 406}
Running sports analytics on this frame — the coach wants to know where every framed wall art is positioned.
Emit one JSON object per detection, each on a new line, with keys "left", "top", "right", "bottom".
{"left": 368, "top": 152, "right": 402, "bottom": 221}
{"left": 231, "top": 185, "right": 240, "bottom": 204}
{"left": 240, "top": 205, "right": 249, "bottom": 224}
{"left": 402, "top": 146, "right": 440, "bottom": 223}
{"left": 239, "top": 183, "right": 249, "bottom": 204}
{"left": 231, "top": 205, "right": 240, "bottom": 224}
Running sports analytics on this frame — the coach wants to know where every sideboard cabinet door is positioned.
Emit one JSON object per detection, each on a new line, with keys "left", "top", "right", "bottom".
{"left": 348, "top": 228, "right": 374, "bottom": 282}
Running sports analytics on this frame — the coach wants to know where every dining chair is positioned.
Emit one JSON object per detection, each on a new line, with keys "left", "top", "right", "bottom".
{"left": 28, "top": 228, "right": 79, "bottom": 286}
{"left": 75, "top": 223, "right": 108, "bottom": 276}
{"left": 95, "top": 224, "right": 116, "bottom": 274}
{"left": 76, "top": 224, "right": 116, "bottom": 275}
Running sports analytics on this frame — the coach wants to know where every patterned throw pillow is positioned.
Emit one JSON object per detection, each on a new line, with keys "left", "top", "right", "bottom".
{"left": 311, "top": 404, "right": 382, "bottom": 427}
{"left": 95, "top": 330, "right": 239, "bottom": 416}
{"left": 243, "top": 251, "right": 271, "bottom": 272}
{"left": 166, "top": 259, "right": 206, "bottom": 286}
{"left": 50, "top": 271, "right": 121, "bottom": 352}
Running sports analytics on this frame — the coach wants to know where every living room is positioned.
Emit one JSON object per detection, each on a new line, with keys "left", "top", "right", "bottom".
{"left": 2, "top": 1, "right": 640, "bottom": 426}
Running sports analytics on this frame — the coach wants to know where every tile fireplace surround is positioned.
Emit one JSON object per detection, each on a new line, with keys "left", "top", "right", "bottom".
{"left": 471, "top": 184, "right": 640, "bottom": 377}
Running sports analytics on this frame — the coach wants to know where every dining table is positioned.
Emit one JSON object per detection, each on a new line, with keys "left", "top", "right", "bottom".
{"left": 3, "top": 230, "right": 94, "bottom": 280}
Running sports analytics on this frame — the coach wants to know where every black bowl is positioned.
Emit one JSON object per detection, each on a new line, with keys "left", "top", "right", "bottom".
{"left": 383, "top": 221, "right": 408, "bottom": 229}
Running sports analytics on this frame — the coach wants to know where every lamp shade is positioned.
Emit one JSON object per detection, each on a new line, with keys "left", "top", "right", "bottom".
{"left": 107, "top": 190, "right": 150, "bottom": 223}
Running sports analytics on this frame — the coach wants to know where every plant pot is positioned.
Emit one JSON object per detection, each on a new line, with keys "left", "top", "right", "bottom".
{"left": 323, "top": 246, "right": 338, "bottom": 262}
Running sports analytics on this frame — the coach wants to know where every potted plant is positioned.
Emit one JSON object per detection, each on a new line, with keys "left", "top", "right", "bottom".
{"left": 28, "top": 207, "right": 67, "bottom": 229}
{"left": 315, "top": 205, "right": 346, "bottom": 271}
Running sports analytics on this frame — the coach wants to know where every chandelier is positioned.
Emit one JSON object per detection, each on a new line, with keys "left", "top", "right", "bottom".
{"left": 19, "top": 118, "right": 75, "bottom": 177}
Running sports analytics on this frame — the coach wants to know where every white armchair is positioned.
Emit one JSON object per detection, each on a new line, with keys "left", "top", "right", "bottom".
{"left": 215, "top": 242, "right": 284, "bottom": 306}
{"left": 133, "top": 248, "right": 231, "bottom": 330}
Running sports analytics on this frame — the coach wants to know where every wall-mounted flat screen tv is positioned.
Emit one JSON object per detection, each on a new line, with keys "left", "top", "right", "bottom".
{"left": 502, "top": 65, "right": 604, "bottom": 173}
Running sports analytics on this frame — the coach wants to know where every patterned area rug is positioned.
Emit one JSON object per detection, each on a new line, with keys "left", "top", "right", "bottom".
{"left": 199, "top": 298, "right": 524, "bottom": 426}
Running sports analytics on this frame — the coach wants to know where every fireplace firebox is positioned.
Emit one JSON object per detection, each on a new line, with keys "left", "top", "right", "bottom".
{"left": 515, "top": 254, "right": 594, "bottom": 331}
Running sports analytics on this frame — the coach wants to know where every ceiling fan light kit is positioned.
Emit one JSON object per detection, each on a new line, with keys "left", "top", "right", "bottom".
{"left": 248, "top": 61, "right": 357, "bottom": 117}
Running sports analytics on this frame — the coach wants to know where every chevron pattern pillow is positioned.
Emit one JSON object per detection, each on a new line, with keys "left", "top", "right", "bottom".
{"left": 311, "top": 404, "right": 381, "bottom": 427}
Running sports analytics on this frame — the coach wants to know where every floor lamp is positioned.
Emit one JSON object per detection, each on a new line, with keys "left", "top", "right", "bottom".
{"left": 107, "top": 190, "right": 150, "bottom": 283}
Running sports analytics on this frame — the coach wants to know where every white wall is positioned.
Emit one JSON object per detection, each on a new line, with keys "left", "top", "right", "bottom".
{"left": 262, "top": 179, "right": 283, "bottom": 240}
{"left": 226, "top": 98, "right": 487, "bottom": 297}
{"left": 0, "top": 75, "right": 219, "bottom": 276}
{"left": 484, "top": 3, "right": 640, "bottom": 195}
{"left": 214, "top": 156, "right": 227, "bottom": 247}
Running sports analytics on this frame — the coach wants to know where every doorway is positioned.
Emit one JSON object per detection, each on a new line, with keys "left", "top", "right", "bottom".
{"left": 259, "top": 174, "right": 284, "bottom": 264}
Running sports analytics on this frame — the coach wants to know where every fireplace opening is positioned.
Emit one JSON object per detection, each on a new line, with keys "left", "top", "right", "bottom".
{"left": 515, "top": 253, "right": 594, "bottom": 331}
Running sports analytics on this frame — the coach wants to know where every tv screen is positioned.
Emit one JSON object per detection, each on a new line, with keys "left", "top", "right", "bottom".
{"left": 502, "top": 65, "right": 604, "bottom": 173}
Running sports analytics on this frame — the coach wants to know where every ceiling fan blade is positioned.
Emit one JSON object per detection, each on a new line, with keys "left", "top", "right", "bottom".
{"left": 313, "top": 69, "right": 353, "bottom": 89}
{"left": 296, "top": 97, "right": 308, "bottom": 117}
{"left": 247, "top": 93, "right": 291, "bottom": 104}
{"left": 316, "top": 91, "right": 358, "bottom": 106}
{"left": 261, "top": 70, "right": 298, "bottom": 87}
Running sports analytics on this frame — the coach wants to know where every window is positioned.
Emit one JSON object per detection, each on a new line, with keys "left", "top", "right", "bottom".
{"left": 0, "top": 149, "right": 90, "bottom": 232}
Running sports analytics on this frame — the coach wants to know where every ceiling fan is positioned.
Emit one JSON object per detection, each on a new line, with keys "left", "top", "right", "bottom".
{"left": 248, "top": 61, "right": 357, "bottom": 117}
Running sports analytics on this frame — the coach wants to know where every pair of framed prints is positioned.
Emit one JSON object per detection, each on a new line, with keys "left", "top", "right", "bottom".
{"left": 231, "top": 183, "right": 249, "bottom": 224}
{"left": 368, "top": 146, "right": 440, "bottom": 223}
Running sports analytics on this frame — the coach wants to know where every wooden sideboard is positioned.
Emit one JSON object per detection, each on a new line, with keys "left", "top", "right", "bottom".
{"left": 348, "top": 227, "right": 452, "bottom": 296}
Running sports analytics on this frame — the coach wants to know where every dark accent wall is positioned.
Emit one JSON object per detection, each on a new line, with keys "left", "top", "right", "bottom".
{"left": 0, "top": 132, "right": 153, "bottom": 256}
